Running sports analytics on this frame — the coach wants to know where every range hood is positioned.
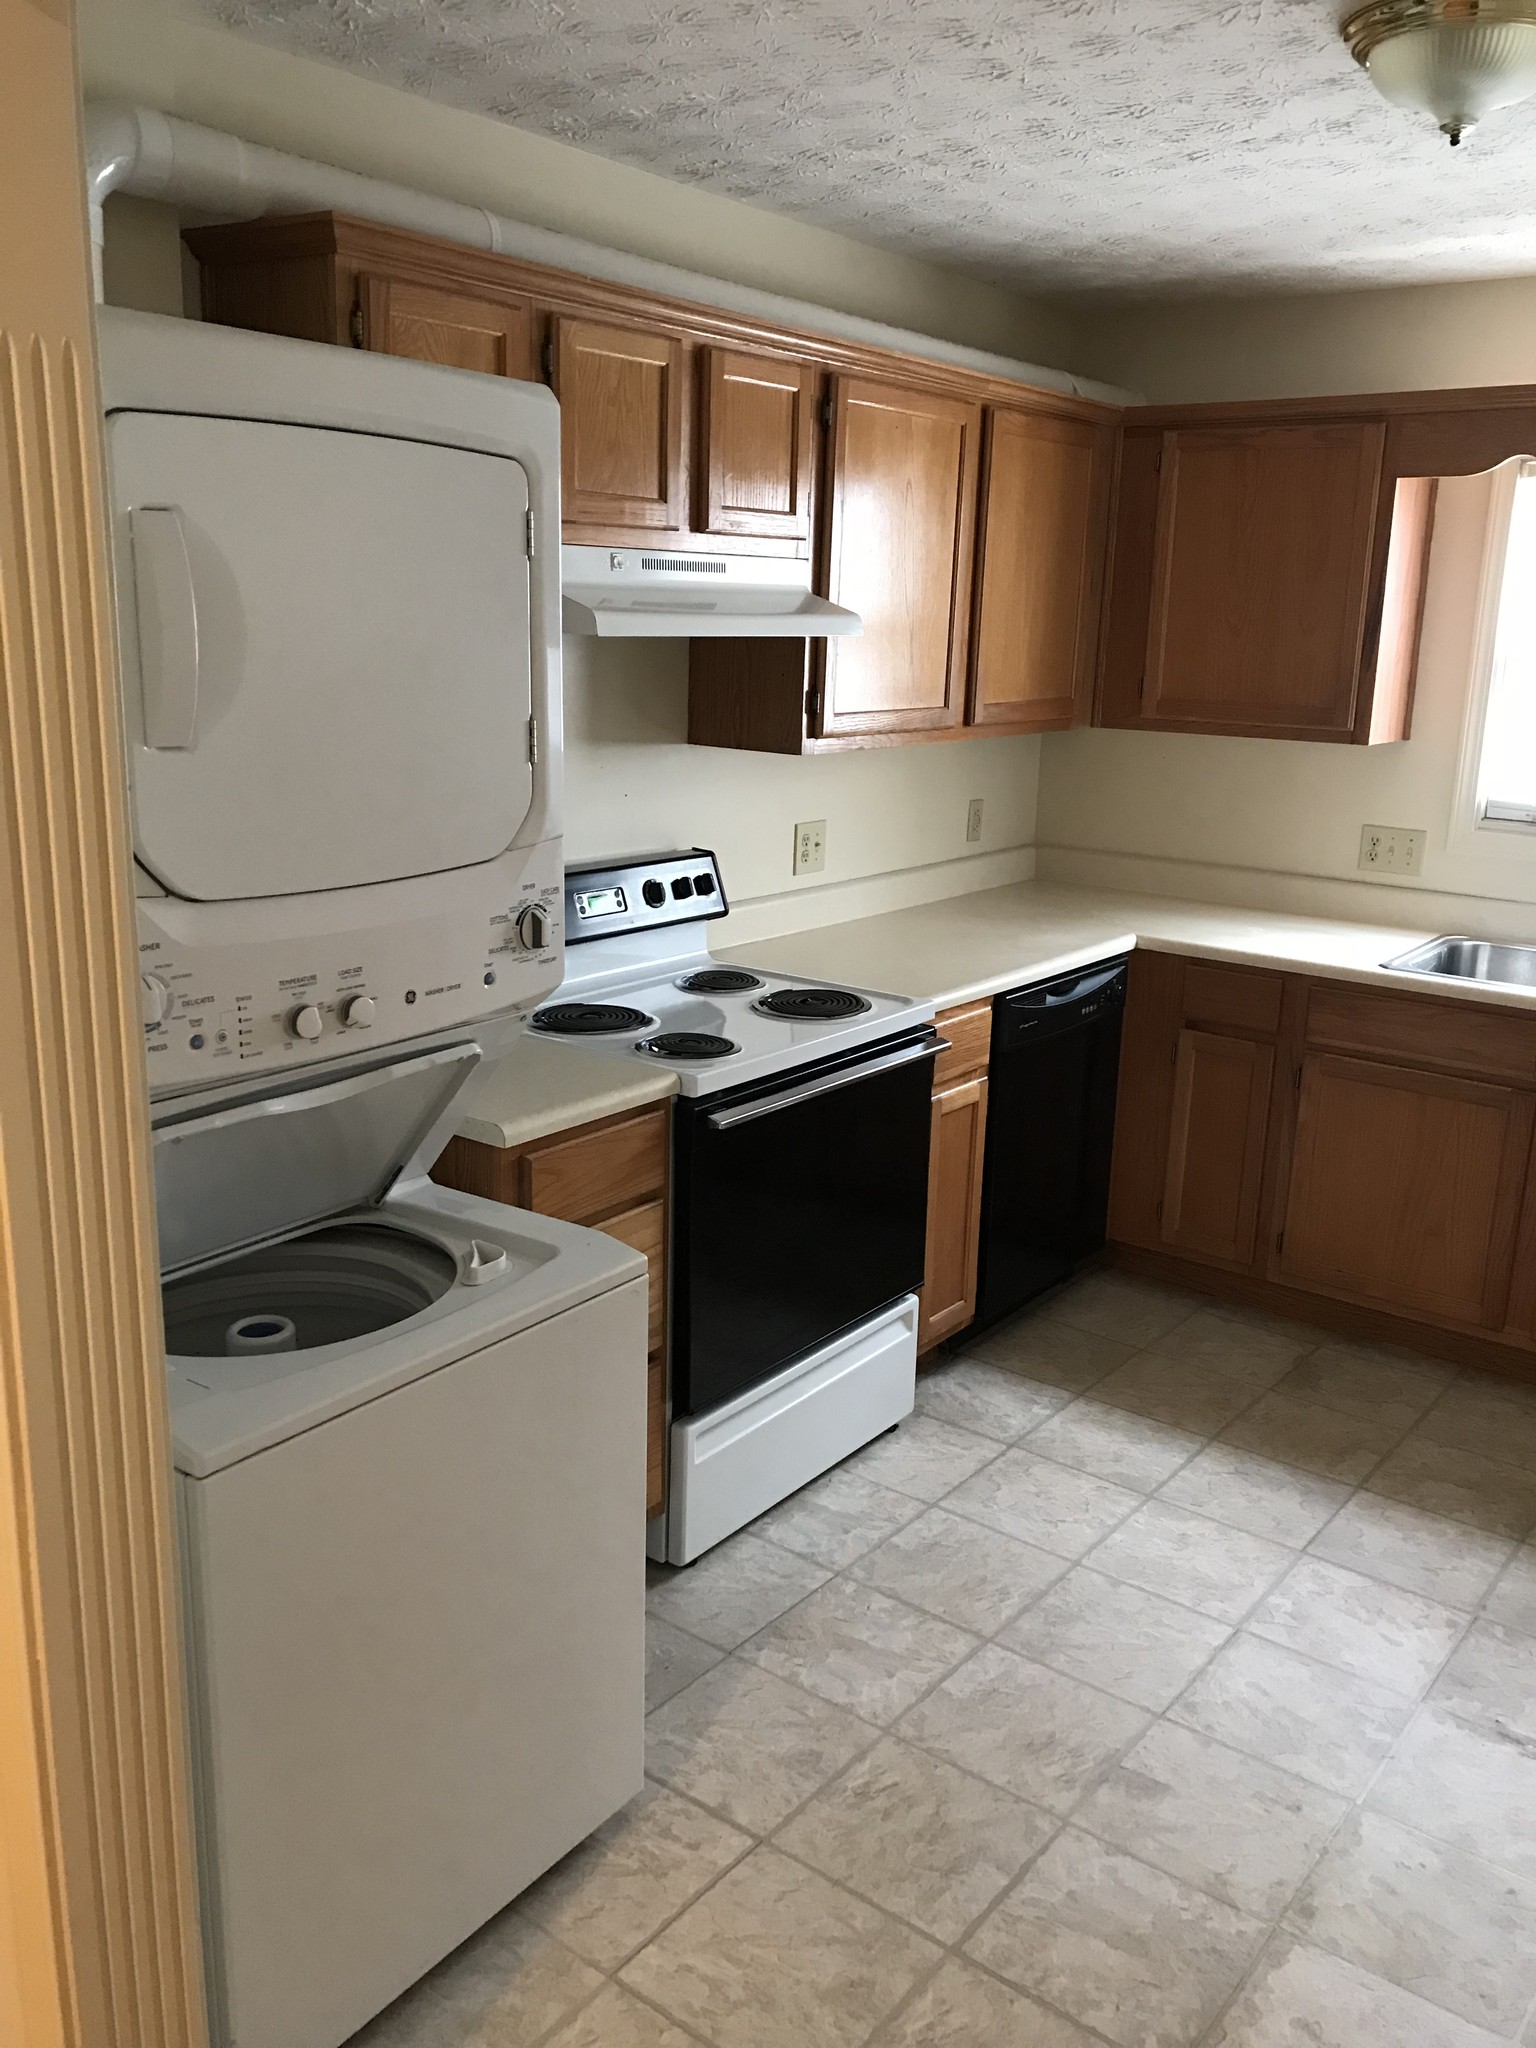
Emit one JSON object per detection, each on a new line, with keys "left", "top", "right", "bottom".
{"left": 561, "top": 545, "right": 862, "bottom": 638}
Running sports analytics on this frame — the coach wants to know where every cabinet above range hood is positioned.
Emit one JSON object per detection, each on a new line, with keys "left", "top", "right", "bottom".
{"left": 561, "top": 546, "right": 862, "bottom": 638}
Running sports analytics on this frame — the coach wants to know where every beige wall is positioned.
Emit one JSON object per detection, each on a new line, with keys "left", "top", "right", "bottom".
{"left": 1037, "top": 470, "right": 1536, "bottom": 927}
{"left": 1064, "top": 274, "right": 1536, "bottom": 404}
{"left": 562, "top": 638, "right": 1038, "bottom": 907}
{"left": 79, "top": 0, "right": 1072, "bottom": 366}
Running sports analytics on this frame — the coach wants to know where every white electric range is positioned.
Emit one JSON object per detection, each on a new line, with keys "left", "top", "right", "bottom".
{"left": 533, "top": 851, "right": 942, "bottom": 1563}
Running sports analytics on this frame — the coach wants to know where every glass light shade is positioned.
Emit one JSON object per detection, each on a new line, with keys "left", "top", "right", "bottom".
{"left": 1366, "top": 17, "right": 1536, "bottom": 135}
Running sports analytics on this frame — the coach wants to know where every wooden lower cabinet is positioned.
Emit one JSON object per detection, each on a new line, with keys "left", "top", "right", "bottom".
{"left": 1276, "top": 1053, "right": 1531, "bottom": 1330}
{"left": 1108, "top": 953, "right": 1285, "bottom": 1275}
{"left": 917, "top": 1001, "right": 992, "bottom": 1352}
{"left": 1110, "top": 950, "right": 1536, "bottom": 1370}
{"left": 432, "top": 1103, "right": 670, "bottom": 1516}
{"left": 1161, "top": 1028, "right": 1274, "bottom": 1268}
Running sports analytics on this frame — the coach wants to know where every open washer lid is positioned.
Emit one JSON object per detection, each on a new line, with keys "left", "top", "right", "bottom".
{"left": 153, "top": 1043, "right": 480, "bottom": 1276}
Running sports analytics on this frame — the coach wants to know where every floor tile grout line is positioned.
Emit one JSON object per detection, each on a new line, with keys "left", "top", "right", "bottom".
{"left": 639, "top": 1290, "right": 1536, "bottom": 2048}
{"left": 541, "top": 1791, "right": 761, "bottom": 1984}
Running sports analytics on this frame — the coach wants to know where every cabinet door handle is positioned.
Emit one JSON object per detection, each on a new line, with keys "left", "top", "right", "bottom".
{"left": 130, "top": 506, "right": 201, "bottom": 750}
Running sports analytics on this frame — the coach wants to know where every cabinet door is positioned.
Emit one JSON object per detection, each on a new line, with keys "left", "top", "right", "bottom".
{"left": 1276, "top": 1052, "right": 1533, "bottom": 1328}
{"left": 1140, "top": 421, "right": 1386, "bottom": 736}
{"left": 360, "top": 275, "right": 535, "bottom": 379}
{"left": 552, "top": 315, "right": 685, "bottom": 533}
{"left": 1160, "top": 1029, "right": 1274, "bottom": 1268}
{"left": 699, "top": 348, "right": 815, "bottom": 542}
{"left": 917, "top": 1076, "right": 988, "bottom": 1350}
{"left": 969, "top": 408, "right": 1112, "bottom": 731}
{"left": 819, "top": 377, "right": 980, "bottom": 738}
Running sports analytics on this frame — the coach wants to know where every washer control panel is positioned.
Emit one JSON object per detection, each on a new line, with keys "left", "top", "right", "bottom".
{"left": 138, "top": 839, "right": 562, "bottom": 1094}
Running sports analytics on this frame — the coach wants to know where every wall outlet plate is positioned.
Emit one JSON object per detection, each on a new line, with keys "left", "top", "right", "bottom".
{"left": 967, "top": 797, "right": 984, "bottom": 844}
{"left": 1359, "top": 824, "right": 1426, "bottom": 877}
{"left": 793, "top": 819, "right": 826, "bottom": 876}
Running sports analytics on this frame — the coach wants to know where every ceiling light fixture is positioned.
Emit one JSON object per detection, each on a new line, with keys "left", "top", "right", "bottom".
{"left": 1343, "top": 0, "right": 1536, "bottom": 143}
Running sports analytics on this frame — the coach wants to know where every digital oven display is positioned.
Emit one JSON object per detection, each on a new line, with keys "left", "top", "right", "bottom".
{"left": 574, "top": 885, "right": 627, "bottom": 921}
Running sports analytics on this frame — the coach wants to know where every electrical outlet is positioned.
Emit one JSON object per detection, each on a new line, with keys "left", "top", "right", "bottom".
{"left": 966, "top": 797, "right": 984, "bottom": 844}
{"left": 1359, "top": 823, "right": 1426, "bottom": 877}
{"left": 793, "top": 819, "right": 826, "bottom": 876}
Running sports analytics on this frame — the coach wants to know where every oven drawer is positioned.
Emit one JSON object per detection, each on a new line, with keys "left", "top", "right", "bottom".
{"left": 670, "top": 1032, "right": 939, "bottom": 1418}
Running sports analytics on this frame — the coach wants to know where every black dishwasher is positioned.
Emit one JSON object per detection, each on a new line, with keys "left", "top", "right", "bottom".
{"left": 973, "top": 956, "right": 1129, "bottom": 1329}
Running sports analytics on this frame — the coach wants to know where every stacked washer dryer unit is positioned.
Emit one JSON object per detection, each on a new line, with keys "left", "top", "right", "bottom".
{"left": 99, "top": 309, "right": 647, "bottom": 2048}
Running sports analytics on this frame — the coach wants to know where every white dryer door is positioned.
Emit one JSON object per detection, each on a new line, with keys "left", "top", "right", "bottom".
{"left": 109, "top": 410, "right": 534, "bottom": 901}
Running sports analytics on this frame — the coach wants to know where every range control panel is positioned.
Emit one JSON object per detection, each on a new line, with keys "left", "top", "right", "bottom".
{"left": 565, "top": 848, "right": 727, "bottom": 945}
{"left": 138, "top": 839, "right": 562, "bottom": 1095}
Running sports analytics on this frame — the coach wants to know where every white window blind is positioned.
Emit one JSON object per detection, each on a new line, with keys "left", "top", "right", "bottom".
{"left": 1478, "top": 461, "right": 1536, "bottom": 825}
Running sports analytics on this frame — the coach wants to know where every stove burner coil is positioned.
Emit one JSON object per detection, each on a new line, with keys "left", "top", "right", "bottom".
{"left": 753, "top": 987, "right": 872, "bottom": 1021}
{"left": 531, "top": 1002, "right": 654, "bottom": 1035}
{"left": 676, "top": 968, "right": 765, "bottom": 994}
{"left": 637, "top": 1031, "right": 739, "bottom": 1060}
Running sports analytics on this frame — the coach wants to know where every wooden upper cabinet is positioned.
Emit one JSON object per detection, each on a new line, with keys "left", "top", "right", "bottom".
{"left": 1276, "top": 1052, "right": 1533, "bottom": 1329}
{"left": 818, "top": 376, "right": 981, "bottom": 738}
{"left": 1099, "top": 411, "right": 1434, "bottom": 743}
{"left": 360, "top": 274, "right": 535, "bottom": 379}
{"left": 969, "top": 408, "right": 1112, "bottom": 731}
{"left": 1147, "top": 420, "right": 1385, "bottom": 735}
{"left": 699, "top": 347, "right": 815, "bottom": 542}
{"left": 552, "top": 315, "right": 686, "bottom": 533}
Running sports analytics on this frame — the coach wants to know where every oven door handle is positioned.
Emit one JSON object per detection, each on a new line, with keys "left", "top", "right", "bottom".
{"left": 705, "top": 1032, "right": 948, "bottom": 1132}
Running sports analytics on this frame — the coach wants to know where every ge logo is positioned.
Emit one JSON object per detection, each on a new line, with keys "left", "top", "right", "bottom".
{"left": 404, "top": 990, "right": 417, "bottom": 1005}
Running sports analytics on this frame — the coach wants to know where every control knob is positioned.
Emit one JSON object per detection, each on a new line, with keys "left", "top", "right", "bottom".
{"left": 342, "top": 994, "right": 376, "bottom": 1028}
{"left": 516, "top": 904, "right": 551, "bottom": 952}
{"left": 642, "top": 879, "right": 667, "bottom": 909}
{"left": 140, "top": 974, "right": 173, "bottom": 1026}
{"left": 287, "top": 1003, "right": 324, "bottom": 1042}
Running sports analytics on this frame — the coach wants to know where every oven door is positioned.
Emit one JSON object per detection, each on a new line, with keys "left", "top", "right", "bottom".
{"left": 671, "top": 1029, "right": 940, "bottom": 1418}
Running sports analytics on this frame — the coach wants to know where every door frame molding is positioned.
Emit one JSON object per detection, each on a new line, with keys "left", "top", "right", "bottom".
{"left": 0, "top": 3, "right": 207, "bottom": 2042}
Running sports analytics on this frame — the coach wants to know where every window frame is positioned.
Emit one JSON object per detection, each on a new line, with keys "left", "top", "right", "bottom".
{"left": 1451, "top": 458, "right": 1536, "bottom": 850}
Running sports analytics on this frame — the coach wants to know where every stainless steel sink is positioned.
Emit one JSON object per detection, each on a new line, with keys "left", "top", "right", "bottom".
{"left": 1384, "top": 936, "right": 1536, "bottom": 989}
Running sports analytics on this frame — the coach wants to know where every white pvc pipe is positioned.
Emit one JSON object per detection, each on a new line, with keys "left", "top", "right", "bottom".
{"left": 83, "top": 101, "right": 1132, "bottom": 405}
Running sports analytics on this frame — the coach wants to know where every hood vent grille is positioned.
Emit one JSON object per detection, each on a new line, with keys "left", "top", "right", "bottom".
{"left": 642, "top": 555, "right": 726, "bottom": 573}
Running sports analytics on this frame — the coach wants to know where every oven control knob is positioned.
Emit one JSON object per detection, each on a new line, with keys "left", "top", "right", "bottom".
{"left": 140, "top": 974, "right": 173, "bottom": 1026}
{"left": 288, "top": 1003, "right": 324, "bottom": 1041}
{"left": 516, "top": 904, "right": 550, "bottom": 952}
{"left": 342, "top": 994, "right": 376, "bottom": 1029}
{"left": 642, "top": 879, "right": 667, "bottom": 909}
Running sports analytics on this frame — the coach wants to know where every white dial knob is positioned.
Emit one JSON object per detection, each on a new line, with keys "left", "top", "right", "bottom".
{"left": 342, "top": 995, "right": 376, "bottom": 1029}
{"left": 288, "top": 1003, "right": 324, "bottom": 1041}
{"left": 140, "top": 974, "right": 173, "bottom": 1026}
{"left": 516, "top": 904, "right": 550, "bottom": 952}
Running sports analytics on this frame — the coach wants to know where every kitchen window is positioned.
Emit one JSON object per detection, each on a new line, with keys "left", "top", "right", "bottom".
{"left": 1469, "top": 459, "right": 1536, "bottom": 828}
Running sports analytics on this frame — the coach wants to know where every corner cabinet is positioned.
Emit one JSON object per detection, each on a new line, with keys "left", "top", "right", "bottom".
{"left": 1098, "top": 410, "right": 1436, "bottom": 743}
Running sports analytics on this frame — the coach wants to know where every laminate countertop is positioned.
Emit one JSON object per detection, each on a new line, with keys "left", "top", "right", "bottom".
{"left": 451, "top": 1031, "right": 677, "bottom": 1150}
{"left": 453, "top": 878, "right": 1499, "bottom": 1149}
{"left": 718, "top": 879, "right": 1462, "bottom": 1013}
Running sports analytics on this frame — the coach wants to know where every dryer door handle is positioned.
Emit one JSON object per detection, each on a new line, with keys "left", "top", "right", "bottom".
{"left": 130, "top": 505, "right": 201, "bottom": 749}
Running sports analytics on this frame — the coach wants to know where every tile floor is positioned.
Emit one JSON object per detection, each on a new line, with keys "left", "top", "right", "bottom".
{"left": 351, "top": 1270, "right": 1536, "bottom": 2048}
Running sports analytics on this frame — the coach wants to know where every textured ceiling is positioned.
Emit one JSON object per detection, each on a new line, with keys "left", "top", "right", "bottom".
{"left": 187, "top": 0, "right": 1536, "bottom": 294}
